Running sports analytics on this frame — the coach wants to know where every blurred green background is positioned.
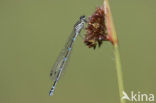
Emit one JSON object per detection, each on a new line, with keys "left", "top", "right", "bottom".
{"left": 0, "top": 0, "right": 156, "bottom": 103}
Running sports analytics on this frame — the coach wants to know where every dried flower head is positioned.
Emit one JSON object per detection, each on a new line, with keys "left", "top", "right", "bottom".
{"left": 84, "top": 7, "right": 109, "bottom": 49}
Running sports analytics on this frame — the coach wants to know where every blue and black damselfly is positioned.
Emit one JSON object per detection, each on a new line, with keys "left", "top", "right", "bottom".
{"left": 49, "top": 16, "right": 87, "bottom": 96}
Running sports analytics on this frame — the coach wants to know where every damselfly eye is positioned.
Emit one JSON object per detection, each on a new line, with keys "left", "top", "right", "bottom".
{"left": 80, "top": 15, "right": 85, "bottom": 20}
{"left": 80, "top": 15, "right": 87, "bottom": 23}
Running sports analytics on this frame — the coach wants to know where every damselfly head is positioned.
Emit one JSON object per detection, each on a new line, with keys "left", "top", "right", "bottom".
{"left": 80, "top": 15, "right": 87, "bottom": 23}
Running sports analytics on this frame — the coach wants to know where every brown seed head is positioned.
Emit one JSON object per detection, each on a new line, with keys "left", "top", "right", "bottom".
{"left": 84, "top": 7, "right": 108, "bottom": 49}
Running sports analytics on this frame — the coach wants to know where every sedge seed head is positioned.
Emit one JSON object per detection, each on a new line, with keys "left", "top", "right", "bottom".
{"left": 84, "top": 7, "right": 108, "bottom": 49}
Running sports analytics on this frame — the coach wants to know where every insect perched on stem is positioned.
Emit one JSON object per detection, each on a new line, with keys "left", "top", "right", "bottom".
{"left": 49, "top": 16, "right": 87, "bottom": 96}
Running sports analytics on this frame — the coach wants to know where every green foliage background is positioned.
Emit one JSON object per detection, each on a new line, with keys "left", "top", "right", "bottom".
{"left": 0, "top": 0, "right": 155, "bottom": 103}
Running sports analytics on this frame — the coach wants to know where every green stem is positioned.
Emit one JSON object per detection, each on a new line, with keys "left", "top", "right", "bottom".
{"left": 104, "top": 0, "right": 126, "bottom": 102}
{"left": 114, "top": 44, "right": 125, "bottom": 103}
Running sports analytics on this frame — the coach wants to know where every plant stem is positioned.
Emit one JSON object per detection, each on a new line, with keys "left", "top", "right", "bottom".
{"left": 114, "top": 44, "right": 125, "bottom": 103}
{"left": 104, "top": 0, "right": 126, "bottom": 103}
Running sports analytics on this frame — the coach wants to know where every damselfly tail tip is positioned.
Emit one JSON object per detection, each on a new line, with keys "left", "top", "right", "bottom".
{"left": 49, "top": 90, "right": 54, "bottom": 96}
{"left": 49, "top": 86, "right": 55, "bottom": 96}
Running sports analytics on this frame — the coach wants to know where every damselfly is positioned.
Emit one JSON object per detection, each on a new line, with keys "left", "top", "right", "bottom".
{"left": 49, "top": 16, "right": 87, "bottom": 96}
